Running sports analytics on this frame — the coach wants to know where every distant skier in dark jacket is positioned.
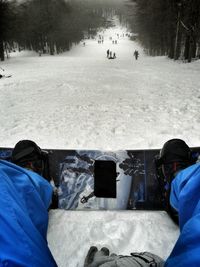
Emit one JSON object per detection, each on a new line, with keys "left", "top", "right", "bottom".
{"left": 0, "top": 67, "right": 11, "bottom": 78}
{"left": 134, "top": 50, "right": 139, "bottom": 60}
{"left": 106, "top": 49, "right": 110, "bottom": 58}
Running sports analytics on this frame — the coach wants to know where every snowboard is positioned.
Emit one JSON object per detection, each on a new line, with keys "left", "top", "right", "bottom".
{"left": 0, "top": 147, "right": 200, "bottom": 211}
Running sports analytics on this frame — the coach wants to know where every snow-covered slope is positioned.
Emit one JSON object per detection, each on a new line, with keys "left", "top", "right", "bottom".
{"left": 1, "top": 26, "right": 200, "bottom": 150}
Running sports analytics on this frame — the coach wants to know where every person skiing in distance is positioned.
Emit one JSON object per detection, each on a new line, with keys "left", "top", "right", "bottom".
{"left": 106, "top": 49, "right": 110, "bottom": 58}
{"left": 0, "top": 67, "right": 12, "bottom": 78}
{"left": 134, "top": 50, "right": 139, "bottom": 60}
{"left": 0, "top": 67, "right": 5, "bottom": 78}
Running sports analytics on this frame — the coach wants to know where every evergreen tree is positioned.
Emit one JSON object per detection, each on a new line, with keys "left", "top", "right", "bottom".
{"left": 0, "top": 0, "right": 13, "bottom": 60}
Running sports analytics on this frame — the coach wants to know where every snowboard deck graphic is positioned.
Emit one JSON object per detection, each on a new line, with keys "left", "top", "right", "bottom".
{"left": 1, "top": 147, "right": 200, "bottom": 211}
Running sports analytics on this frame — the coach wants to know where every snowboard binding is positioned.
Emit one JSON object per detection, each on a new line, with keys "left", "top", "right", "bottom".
{"left": 11, "top": 140, "right": 49, "bottom": 179}
{"left": 155, "top": 139, "right": 196, "bottom": 224}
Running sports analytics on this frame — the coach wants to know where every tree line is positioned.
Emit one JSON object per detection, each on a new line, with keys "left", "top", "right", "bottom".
{"left": 2, "top": 0, "right": 198, "bottom": 63}
{"left": 133, "top": 0, "right": 200, "bottom": 62}
{"left": 0, "top": 0, "right": 110, "bottom": 61}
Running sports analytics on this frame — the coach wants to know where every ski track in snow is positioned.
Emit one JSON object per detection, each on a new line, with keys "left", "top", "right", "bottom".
{"left": 0, "top": 24, "right": 198, "bottom": 266}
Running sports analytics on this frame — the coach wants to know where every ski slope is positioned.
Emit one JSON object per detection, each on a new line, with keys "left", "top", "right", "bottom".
{"left": 1, "top": 23, "right": 200, "bottom": 266}
{"left": 1, "top": 27, "right": 200, "bottom": 150}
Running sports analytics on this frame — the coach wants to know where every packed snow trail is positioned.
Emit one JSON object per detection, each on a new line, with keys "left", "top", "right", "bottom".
{"left": 1, "top": 26, "right": 200, "bottom": 149}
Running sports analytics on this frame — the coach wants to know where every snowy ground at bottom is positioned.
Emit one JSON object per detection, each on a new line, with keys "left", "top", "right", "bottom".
{"left": 47, "top": 210, "right": 179, "bottom": 267}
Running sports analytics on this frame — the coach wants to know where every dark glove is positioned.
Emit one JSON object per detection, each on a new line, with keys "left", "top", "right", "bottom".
{"left": 84, "top": 246, "right": 165, "bottom": 267}
{"left": 84, "top": 246, "right": 117, "bottom": 267}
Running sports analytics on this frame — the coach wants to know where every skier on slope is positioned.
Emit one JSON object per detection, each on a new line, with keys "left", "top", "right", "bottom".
{"left": 134, "top": 50, "right": 139, "bottom": 60}
{"left": 0, "top": 67, "right": 12, "bottom": 78}
{"left": 106, "top": 49, "right": 110, "bottom": 58}
{"left": 0, "top": 67, "right": 5, "bottom": 78}
{"left": 84, "top": 139, "right": 200, "bottom": 267}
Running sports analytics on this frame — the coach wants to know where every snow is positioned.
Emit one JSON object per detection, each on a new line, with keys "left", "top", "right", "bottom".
{"left": 1, "top": 26, "right": 200, "bottom": 150}
{"left": 47, "top": 210, "right": 179, "bottom": 267}
{"left": 1, "top": 21, "right": 199, "bottom": 265}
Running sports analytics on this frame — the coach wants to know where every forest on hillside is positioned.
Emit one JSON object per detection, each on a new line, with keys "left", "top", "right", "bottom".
{"left": 0, "top": 0, "right": 131, "bottom": 61}
{"left": 134, "top": 0, "right": 200, "bottom": 62}
{"left": 0, "top": 0, "right": 200, "bottom": 62}
{"left": 0, "top": 0, "right": 106, "bottom": 59}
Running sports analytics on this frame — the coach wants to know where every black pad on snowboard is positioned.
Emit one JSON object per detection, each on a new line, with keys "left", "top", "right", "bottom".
{"left": 94, "top": 160, "right": 117, "bottom": 198}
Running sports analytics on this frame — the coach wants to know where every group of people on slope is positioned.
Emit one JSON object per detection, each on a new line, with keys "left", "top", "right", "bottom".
{"left": 105, "top": 49, "right": 140, "bottom": 61}
{"left": 0, "top": 138, "right": 200, "bottom": 266}
{"left": 106, "top": 49, "right": 116, "bottom": 60}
